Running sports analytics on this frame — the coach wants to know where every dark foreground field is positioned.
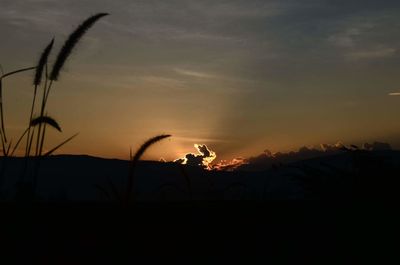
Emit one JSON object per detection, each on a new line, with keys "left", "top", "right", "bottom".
{"left": 0, "top": 202, "right": 395, "bottom": 264}
{"left": 0, "top": 150, "right": 398, "bottom": 263}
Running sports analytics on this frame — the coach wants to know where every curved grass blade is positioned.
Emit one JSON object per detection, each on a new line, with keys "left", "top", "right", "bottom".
{"left": 1, "top": 66, "right": 36, "bottom": 79}
{"left": 43, "top": 133, "right": 78, "bottom": 157}
{"left": 50, "top": 13, "right": 109, "bottom": 81}
{"left": 30, "top": 116, "right": 62, "bottom": 132}
{"left": 126, "top": 134, "right": 171, "bottom": 203}
{"left": 131, "top": 134, "right": 171, "bottom": 166}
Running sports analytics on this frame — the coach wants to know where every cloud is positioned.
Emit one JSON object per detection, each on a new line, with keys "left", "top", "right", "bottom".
{"left": 0, "top": 3, "right": 71, "bottom": 31}
{"left": 389, "top": 92, "right": 400, "bottom": 96}
{"left": 212, "top": 141, "right": 393, "bottom": 171}
{"left": 320, "top": 142, "right": 345, "bottom": 152}
{"left": 326, "top": 9, "right": 400, "bottom": 63}
{"left": 362, "top": 142, "right": 392, "bottom": 151}
{"left": 212, "top": 157, "right": 248, "bottom": 171}
{"left": 348, "top": 47, "right": 397, "bottom": 60}
{"left": 174, "top": 144, "right": 216, "bottom": 169}
{"left": 174, "top": 68, "right": 216, "bottom": 79}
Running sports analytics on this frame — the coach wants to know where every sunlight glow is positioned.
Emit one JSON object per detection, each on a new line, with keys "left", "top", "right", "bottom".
{"left": 174, "top": 144, "right": 217, "bottom": 169}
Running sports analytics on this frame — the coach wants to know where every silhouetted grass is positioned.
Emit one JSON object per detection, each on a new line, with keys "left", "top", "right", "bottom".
{"left": 26, "top": 38, "right": 55, "bottom": 157}
{"left": 34, "top": 38, "right": 54, "bottom": 87}
{"left": 0, "top": 13, "right": 110, "bottom": 200}
{"left": 30, "top": 116, "right": 62, "bottom": 132}
{"left": 290, "top": 163, "right": 352, "bottom": 199}
{"left": 0, "top": 67, "right": 36, "bottom": 155}
{"left": 36, "top": 13, "right": 109, "bottom": 158}
{"left": 94, "top": 135, "right": 172, "bottom": 204}
{"left": 0, "top": 13, "right": 109, "bottom": 161}
{"left": 43, "top": 133, "right": 79, "bottom": 157}
{"left": 126, "top": 134, "right": 171, "bottom": 203}
{"left": 49, "top": 13, "right": 109, "bottom": 81}
{"left": 288, "top": 144, "right": 400, "bottom": 199}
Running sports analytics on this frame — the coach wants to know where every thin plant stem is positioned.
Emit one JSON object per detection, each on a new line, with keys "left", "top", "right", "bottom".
{"left": 25, "top": 85, "right": 38, "bottom": 156}
{"left": 126, "top": 135, "right": 171, "bottom": 204}
{"left": 0, "top": 66, "right": 36, "bottom": 146}
{"left": 11, "top": 127, "right": 29, "bottom": 157}
{"left": 38, "top": 122, "right": 46, "bottom": 157}
{"left": 35, "top": 80, "right": 52, "bottom": 156}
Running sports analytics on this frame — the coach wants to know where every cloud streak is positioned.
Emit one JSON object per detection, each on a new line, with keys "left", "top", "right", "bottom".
{"left": 174, "top": 68, "right": 216, "bottom": 79}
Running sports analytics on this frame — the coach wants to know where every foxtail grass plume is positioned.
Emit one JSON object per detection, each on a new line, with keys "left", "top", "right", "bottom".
{"left": 30, "top": 116, "right": 62, "bottom": 132}
{"left": 34, "top": 38, "right": 54, "bottom": 86}
{"left": 131, "top": 134, "right": 171, "bottom": 165}
{"left": 50, "top": 13, "right": 109, "bottom": 81}
{"left": 126, "top": 134, "right": 171, "bottom": 203}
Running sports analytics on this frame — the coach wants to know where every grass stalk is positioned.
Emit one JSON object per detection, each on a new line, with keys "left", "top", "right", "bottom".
{"left": 50, "top": 13, "right": 109, "bottom": 81}
{"left": 0, "top": 67, "right": 36, "bottom": 148}
{"left": 35, "top": 80, "right": 53, "bottom": 156}
{"left": 26, "top": 39, "right": 54, "bottom": 157}
{"left": 126, "top": 134, "right": 171, "bottom": 204}
{"left": 11, "top": 127, "right": 30, "bottom": 157}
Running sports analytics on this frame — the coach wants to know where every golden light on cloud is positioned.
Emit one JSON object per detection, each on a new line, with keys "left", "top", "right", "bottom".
{"left": 174, "top": 144, "right": 217, "bottom": 169}
{"left": 212, "top": 157, "right": 248, "bottom": 171}
{"left": 389, "top": 92, "right": 400, "bottom": 96}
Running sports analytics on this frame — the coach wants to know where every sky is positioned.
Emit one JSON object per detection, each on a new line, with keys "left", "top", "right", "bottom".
{"left": 1, "top": 0, "right": 400, "bottom": 163}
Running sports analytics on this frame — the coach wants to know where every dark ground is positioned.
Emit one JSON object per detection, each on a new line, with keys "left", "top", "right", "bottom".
{"left": 0, "top": 201, "right": 395, "bottom": 264}
{"left": 0, "top": 151, "right": 398, "bottom": 263}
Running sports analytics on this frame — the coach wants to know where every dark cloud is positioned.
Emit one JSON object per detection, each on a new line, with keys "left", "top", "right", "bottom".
{"left": 213, "top": 141, "right": 393, "bottom": 171}
{"left": 363, "top": 142, "right": 392, "bottom": 151}
{"left": 174, "top": 144, "right": 217, "bottom": 169}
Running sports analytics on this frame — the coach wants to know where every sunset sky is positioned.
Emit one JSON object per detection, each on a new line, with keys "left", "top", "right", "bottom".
{"left": 1, "top": 0, "right": 400, "bottom": 162}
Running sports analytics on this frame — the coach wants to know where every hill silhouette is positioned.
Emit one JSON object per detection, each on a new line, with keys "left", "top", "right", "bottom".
{"left": 1, "top": 148, "right": 399, "bottom": 201}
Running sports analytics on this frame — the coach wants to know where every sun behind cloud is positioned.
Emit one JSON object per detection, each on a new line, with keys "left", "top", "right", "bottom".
{"left": 174, "top": 144, "right": 217, "bottom": 169}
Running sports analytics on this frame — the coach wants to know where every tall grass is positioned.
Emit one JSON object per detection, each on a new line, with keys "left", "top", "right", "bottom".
{"left": 35, "top": 13, "right": 109, "bottom": 158}
{"left": 25, "top": 38, "right": 55, "bottom": 157}
{"left": 95, "top": 135, "right": 171, "bottom": 204}
{"left": 0, "top": 13, "right": 109, "bottom": 159}
{"left": 49, "top": 13, "right": 109, "bottom": 81}
{"left": 2, "top": 13, "right": 177, "bottom": 203}
{"left": 0, "top": 67, "right": 36, "bottom": 156}
{"left": 31, "top": 13, "right": 109, "bottom": 195}
{"left": 126, "top": 134, "right": 171, "bottom": 203}
{"left": 0, "top": 66, "right": 36, "bottom": 190}
{"left": 0, "top": 13, "right": 109, "bottom": 199}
